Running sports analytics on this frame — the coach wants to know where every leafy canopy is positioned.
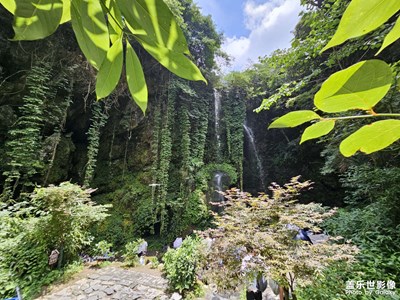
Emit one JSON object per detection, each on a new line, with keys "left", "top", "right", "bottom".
{"left": 269, "top": 0, "right": 400, "bottom": 157}
{"left": 0, "top": 0, "right": 207, "bottom": 113}
{"left": 199, "top": 177, "right": 358, "bottom": 295}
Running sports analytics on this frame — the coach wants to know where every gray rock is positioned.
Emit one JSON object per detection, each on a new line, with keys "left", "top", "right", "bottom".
{"left": 170, "top": 292, "right": 182, "bottom": 300}
{"left": 104, "top": 287, "right": 115, "bottom": 295}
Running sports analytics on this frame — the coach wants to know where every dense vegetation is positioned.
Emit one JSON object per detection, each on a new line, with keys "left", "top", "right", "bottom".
{"left": 0, "top": 0, "right": 399, "bottom": 299}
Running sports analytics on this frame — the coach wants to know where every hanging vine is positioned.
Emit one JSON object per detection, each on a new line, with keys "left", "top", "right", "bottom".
{"left": 1, "top": 62, "right": 52, "bottom": 201}
{"left": 156, "top": 79, "right": 175, "bottom": 236}
{"left": 150, "top": 92, "right": 162, "bottom": 234}
{"left": 43, "top": 74, "right": 74, "bottom": 185}
{"left": 222, "top": 88, "right": 246, "bottom": 189}
{"left": 83, "top": 100, "right": 110, "bottom": 187}
{"left": 191, "top": 88, "right": 211, "bottom": 168}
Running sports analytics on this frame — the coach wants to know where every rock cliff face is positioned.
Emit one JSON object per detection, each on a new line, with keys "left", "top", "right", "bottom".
{"left": 0, "top": 6, "right": 225, "bottom": 243}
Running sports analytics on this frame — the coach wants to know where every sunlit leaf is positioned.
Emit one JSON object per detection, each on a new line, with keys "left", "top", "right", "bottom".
{"left": 12, "top": 0, "right": 63, "bottom": 40}
{"left": 314, "top": 60, "right": 392, "bottom": 113}
{"left": 96, "top": 38, "right": 123, "bottom": 100}
{"left": 140, "top": 40, "right": 207, "bottom": 83}
{"left": 322, "top": 0, "right": 400, "bottom": 51}
{"left": 300, "top": 120, "right": 335, "bottom": 144}
{"left": 103, "top": 0, "right": 123, "bottom": 44}
{"left": 376, "top": 16, "right": 400, "bottom": 55}
{"left": 126, "top": 41, "right": 148, "bottom": 114}
{"left": 60, "top": 0, "right": 71, "bottom": 23}
{"left": 71, "top": 0, "right": 109, "bottom": 70}
{"left": 268, "top": 111, "right": 321, "bottom": 129}
{"left": 117, "top": 0, "right": 189, "bottom": 54}
{"left": 0, "top": 0, "right": 16, "bottom": 13}
{"left": 340, "top": 119, "right": 400, "bottom": 157}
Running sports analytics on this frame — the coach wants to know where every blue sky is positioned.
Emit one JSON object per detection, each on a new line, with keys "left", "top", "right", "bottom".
{"left": 193, "top": 0, "right": 303, "bottom": 71}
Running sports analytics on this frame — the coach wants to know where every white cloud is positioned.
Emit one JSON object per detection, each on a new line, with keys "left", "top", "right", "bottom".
{"left": 223, "top": 0, "right": 302, "bottom": 71}
{"left": 224, "top": 36, "right": 251, "bottom": 59}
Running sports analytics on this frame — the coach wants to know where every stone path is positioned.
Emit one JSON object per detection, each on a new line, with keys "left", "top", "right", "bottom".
{"left": 36, "top": 264, "right": 280, "bottom": 300}
{"left": 36, "top": 266, "right": 169, "bottom": 300}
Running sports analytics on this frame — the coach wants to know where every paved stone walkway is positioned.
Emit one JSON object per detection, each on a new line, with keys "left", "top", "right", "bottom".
{"left": 36, "top": 264, "right": 280, "bottom": 300}
{"left": 37, "top": 266, "right": 169, "bottom": 300}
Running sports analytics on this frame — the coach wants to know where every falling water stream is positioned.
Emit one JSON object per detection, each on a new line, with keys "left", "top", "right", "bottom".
{"left": 211, "top": 172, "right": 225, "bottom": 212}
{"left": 243, "top": 124, "right": 266, "bottom": 191}
{"left": 214, "top": 90, "right": 221, "bottom": 157}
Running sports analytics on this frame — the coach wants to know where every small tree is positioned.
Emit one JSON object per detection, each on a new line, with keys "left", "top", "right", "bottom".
{"left": 162, "top": 236, "right": 204, "bottom": 297}
{"left": 30, "top": 182, "right": 111, "bottom": 265}
{"left": 200, "top": 177, "right": 358, "bottom": 299}
{"left": 0, "top": 182, "right": 110, "bottom": 297}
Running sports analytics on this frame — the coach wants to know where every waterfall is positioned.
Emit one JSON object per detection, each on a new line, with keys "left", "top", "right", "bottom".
{"left": 211, "top": 171, "right": 225, "bottom": 212}
{"left": 214, "top": 89, "right": 221, "bottom": 157}
{"left": 243, "top": 124, "right": 265, "bottom": 191}
{"left": 214, "top": 172, "right": 224, "bottom": 201}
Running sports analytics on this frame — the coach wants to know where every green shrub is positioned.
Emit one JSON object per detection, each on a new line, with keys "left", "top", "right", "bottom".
{"left": 123, "top": 239, "right": 145, "bottom": 267}
{"left": 162, "top": 236, "right": 203, "bottom": 296}
{"left": 299, "top": 202, "right": 400, "bottom": 300}
{"left": 94, "top": 240, "right": 113, "bottom": 257}
{"left": 0, "top": 182, "right": 110, "bottom": 299}
{"left": 148, "top": 256, "right": 159, "bottom": 269}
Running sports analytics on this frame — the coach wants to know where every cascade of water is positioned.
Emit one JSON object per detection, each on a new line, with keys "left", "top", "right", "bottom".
{"left": 211, "top": 172, "right": 225, "bottom": 212}
{"left": 214, "top": 89, "right": 221, "bottom": 156}
{"left": 214, "top": 172, "right": 224, "bottom": 199}
{"left": 243, "top": 124, "right": 265, "bottom": 191}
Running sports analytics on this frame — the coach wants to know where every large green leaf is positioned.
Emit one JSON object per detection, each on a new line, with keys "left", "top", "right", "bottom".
{"left": 314, "top": 60, "right": 392, "bottom": 113}
{"left": 12, "top": 0, "right": 63, "bottom": 40}
{"left": 140, "top": 40, "right": 206, "bottom": 83}
{"left": 95, "top": 38, "right": 123, "bottom": 100}
{"left": 322, "top": 0, "right": 400, "bottom": 52}
{"left": 117, "top": 0, "right": 189, "bottom": 54}
{"left": 376, "top": 16, "right": 400, "bottom": 55}
{"left": 340, "top": 119, "right": 400, "bottom": 157}
{"left": 0, "top": 0, "right": 71, "bottom": 23}
{"left": 126, "top": 41, "right": 148, "bottom": 114}
{"left": 300, "top": 120, "right": 335, "bottom": 144}
{"left": 268, "top": 111, "right": 321, "bottom": 129}
{"left": 71, "top": 0, "right": 109, "bottom": 70}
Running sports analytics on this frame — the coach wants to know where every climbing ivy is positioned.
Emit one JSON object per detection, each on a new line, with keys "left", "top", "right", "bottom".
{"left": 155, "top": 80, "right": 175, "bottom": 235}
{"left": 42, "top": 70, "right": 74, "bottom": 185}
{"left": 1, "top": 62, "right": 52, "bottom": 201}
{"left": 84, "top": 100, "right": 109, "bottom": 187}
{"left": 221, "top": 86, "right": 246, "bottom": 188}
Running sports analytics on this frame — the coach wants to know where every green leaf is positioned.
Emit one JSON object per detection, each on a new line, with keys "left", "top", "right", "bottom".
{"left": 117, "top": 0, "right": 189, "bottom": 54}
{"left": 103, "top": 0, "right": 123, "bottom": 44}
{"left": 300, "top": 120, "right": 335, "bottom": 144}
{"left": 60, "top": 0, "right": 71, "bottom": 24}
{"left": 314, "top": 60, "right": 392, "bottom": 113}
{"left": 71, "top": 0, "right": 109, "bottom": 70}
{"left": 376, "top": 16, "right": 400, "bottom": 55}
{"left": 322, "top": 0, "right": 400, "bottom": 51}
{"left": 140, "top": 41, "right": 207, "bottom": 83}
{"left": 12, "top": 0, "right": 63, "bottom": 40}
{"left": 340, "top": 119, "right": 400, "bottom": 157}
{"left": 0, "top": 0, "right": 16, "bottom": 14}
{"left": 95, "top": 38, "right": 123, "bottom": 100}
{"left": 126, "top": 41, "right": 148, "bottom": 114}
{"left": 268, "top": 111, "right": 321, "bottom": 129}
